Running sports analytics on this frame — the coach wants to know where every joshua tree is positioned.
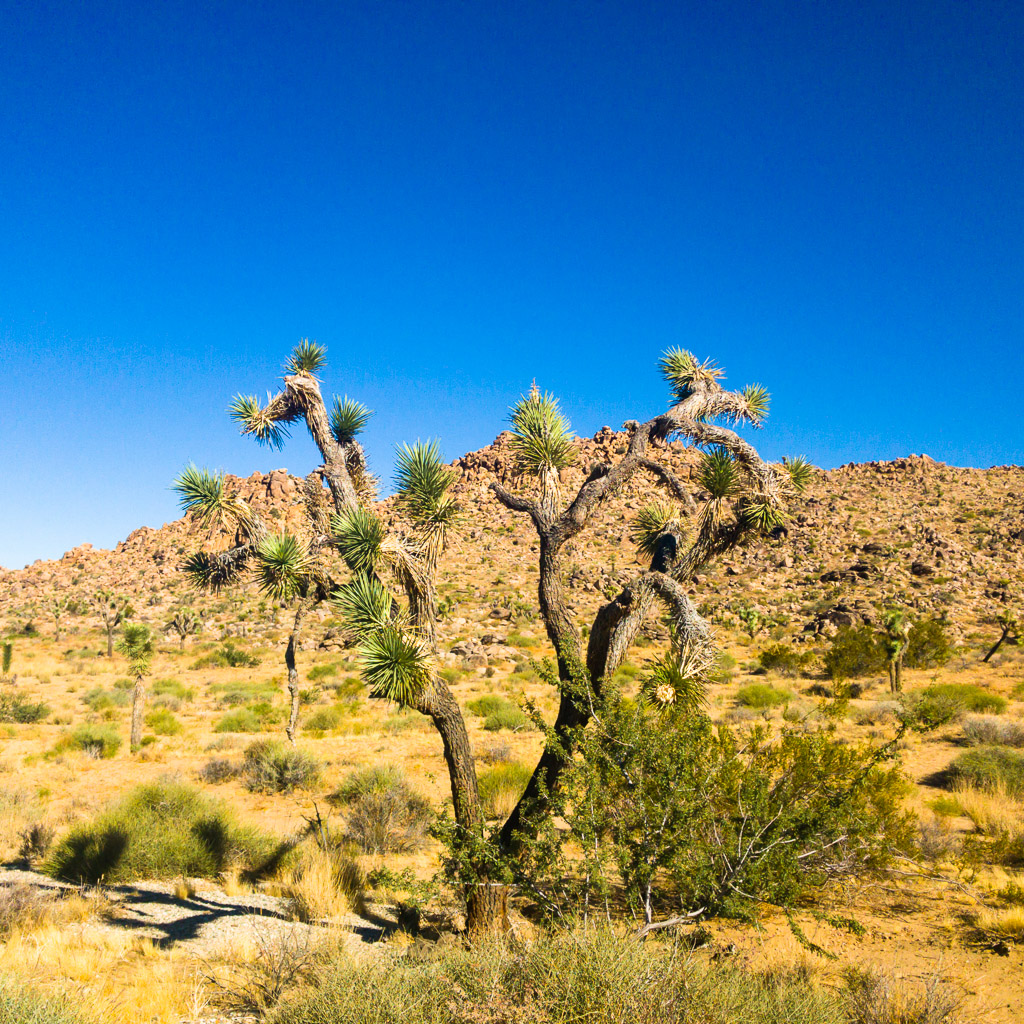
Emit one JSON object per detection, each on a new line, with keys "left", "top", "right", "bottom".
{"left": 983, "top": 610, "right": 1019, "bottom": 663}
{"left": 50, "top": 596, "right": 71, "bottom": 642}
{"left": 117, "top": 623, "right": 155, "bottom": 752}
{"left": 1, "top": 640, "right": 13, "bottom": 682}
{"left": 164, "top": 606, "right": 203, "bottom": 652}
{"left": 175, "top": 340, "right": 800, "bottom": 931}
{"left": 880, "top": 607, "right": 911, "bottom": 694}
{"left": 92, "top": 589, "right": 133, "bottom": 657}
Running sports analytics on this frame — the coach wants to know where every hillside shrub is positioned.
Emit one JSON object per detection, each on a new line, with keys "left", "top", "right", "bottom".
{"left": 215, "top": 709, "right": 264, "bottom": 733}
{"left": 478, "top": 762, "right": 532, "bottom": 820}
{"left": 757, "top": 644, "right": 813, "bottom": 677}
{"left": 904, "top": 618, "right": 954, "bottom": 669}
{"left": 306, "top": 663, "right": 339, "bottom": 681}
{"left": 144, "top": 707, "right": 182, "bottom": 736}
{"left": 920, "top": 683, "right": 1005, "bottom": 715}
{"left": 53, "top": 724, "right": 121, "bottom": 759}
{"left": 947, "top": 747, "right": 1024, "bottom": 796}
{"left": 0, "top": 693, "right": 50, "bottom": 724}
{"left": 736, "top": 683, "right": 792, "bottom": 709}
{"left": 81, "top": 688, "right": 129, "bottom": 712}
{"left": 332, "top": 766, "right": 432, "bottom": 854}
{"left": 823, "top": 626, "right": 886, "bottom": 680}
{"left": 963, "top": 715, "right": 1024, "bottom": 748}
{"left": 44, "top": 781, "right": 278, "bottom": 883}
{"left": 242, "top": 740, "right": 321, "bottom": 794}
{"left": 151, "top": 677, "right": 193, "bottom": 701}
{"left": 303, "top": 705, "right": 347, "bottom": 733}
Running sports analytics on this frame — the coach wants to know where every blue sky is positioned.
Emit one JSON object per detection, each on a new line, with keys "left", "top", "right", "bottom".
{"left": 1, "top": 1, "right": 1021, "bottom": 569}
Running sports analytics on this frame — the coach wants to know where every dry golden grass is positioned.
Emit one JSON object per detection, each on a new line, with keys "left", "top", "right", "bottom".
{"left": 271, "top": 843, "right": 364, "bottom": 922}
{"left": 974, "top": 906, "right": 1024, "bottom": 940}
{"left": 953, "top": 780, "right": 1024, "bottom": 835}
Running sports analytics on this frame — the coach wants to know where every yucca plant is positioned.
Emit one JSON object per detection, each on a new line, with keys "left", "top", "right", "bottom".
{"left": 117, "top": 623, "right": 155, "bottom": 752}
{"left": 782, "top": 455, "right": 814, "bottom": 494}
{"left": 1, "top": 640, "right": 13, "bottom": 680}
{"left": 330, "top": 396, "right": 372, "bottom": 444}
{"left": 508, "top": 385, "right": 576, "bottom": 511}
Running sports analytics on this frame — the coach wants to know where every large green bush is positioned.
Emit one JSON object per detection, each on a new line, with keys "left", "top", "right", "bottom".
{"left": 44, "top": 781, "right": 278, "bottom": 883}
{"left": 823, "top": 626, "right": 886, "bottom": 680}
{"left": 736, "top": 683, "right": 792, "bottom": 709}
{"left": 920, "top": 683, "right": 1005, "bottom": 715}
{"left": 947, "top": 747, "right": 1024, "bottom": 796}
{"left": 53, "top": 724, "right": 121, "bottom": 759}
{"left": 0, "top": 694, "right": 49, "bottom": 724}
{"left": 904, "top": 618, "right": 953, "bottom": 669}
{"left": 757, "top": 644, "right": 813, "bottom": 678}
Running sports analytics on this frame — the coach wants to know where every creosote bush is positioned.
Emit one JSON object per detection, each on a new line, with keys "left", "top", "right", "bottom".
{"left": 331, "top": 765, "right": 432, "bottom": 854}
{"left": 242, "top": 740, "right": 322, "bottom": 794}
{"left": 920, "top": 683, "right": 1005, "bottom": 715}
{"left": 53, "top": 723, "right": 121, "bottom": 759}
{"left": 824, "top": 626, "right": 887, "bottom": 681}
{"left": 0, "top": 693, "right": 49, "bottom": 724}
{"left": 736, "top": 683, "right": 792, "bottom": 709}
{"left": 44, "top": 781, "right": 279, "bottom": 883}
{"left": 757, "top": 643, "right": 813, "bottom": 677}
{"left": 947, "top": 747, "right": 1024, "bottom": 797}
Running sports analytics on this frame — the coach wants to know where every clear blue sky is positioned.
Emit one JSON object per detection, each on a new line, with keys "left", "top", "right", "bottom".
{"left": 1, "top": 1, "right": 1021, "bottom": 569}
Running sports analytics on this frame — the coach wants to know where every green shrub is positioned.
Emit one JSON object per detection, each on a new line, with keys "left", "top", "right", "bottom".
{"left": 736, "top": 683, "right": 792, "bottom": 709}
{"left": 823, "top": 626, "right": 886, "bottom": 680}
{"left": 904, "top": 619, "right": 953, "bottom": 669}
{"left": 332, "top": 766, "right": 432, "bottom": 854}
{"left": 44, "top": 781, "right": 278, "bottom": 883}
{"left": 212, "top": 679, "right": 279, "bottom": 705}
{"left": 466, "top": 694, "right": 508, "bottom": 717}
{"left": 947, "top": 747, "right": 1024, "bottom": 796}
{"left": 81, "top": 688, "right": 129, "bottom": 712}
{"left": 483, "top": 705, "right": 533, "bottom": 732}
{"left": 54, "top": 724, "right": 121, "bottom": 759}
{"left": 0, "top": 978, "right": 87, "bottom": 1024}
{"left": 151, "top": 677, "right": 193, "bottom": 701}
{"left": 304, "top": 705, "right": 347, "bottom": 733}
{"left": 306, "top": 663, "right": 339, "bottom": 681}
{"left": 920, "top": 683, "right": 1005, "bottom": 715}
{"left": 897, "top": 691, "right": 961, "bottom": 731}
{"left": 191, "top": 642, "right": 261, "bottom": 670}
{"left": 757, "top": 644, "right": 813, "bottom": 678}
{"left": 215, "top": 708, "right": 263, "bottom": 733}
{"left": 0, "top": 693, "right": 50, "bottom": 724}
{"left": 963, "top": 715, "right": 1024, "bottom": 747}
{"left": 144, "top": 707, "right": 182, "bottom": 736}
{"left": 242, "top": 740, "right": 321, "bottom": 794}
{"left": 478, "top": 762, "right": 532, "bottom": 819}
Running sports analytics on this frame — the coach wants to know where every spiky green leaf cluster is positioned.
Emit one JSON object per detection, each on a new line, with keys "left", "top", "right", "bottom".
{"left": 181, "top": 551, "right": 242, "bottom": 592}
{"left": 659, "top": 348, "right": 724, "bottom": 402}
{"left": 741, "top": 383, "right": 771, "bottom": 423}
{"left": 330, "top": 396, "right": 372, "bottom": 444}
{"left": 782, "top": 456, "right": 814, "bottom": 494}
{"left": 360, "top": 624, "right": 428, "bottom": 706}
{"left": 698, "top": 448, "right": 738, "bottom": 499}
{"left": 255, "top": 533, "right": 310, "bottom": 600}
{"left": 173, "top": 464, "right": 227, "bottom": 524}
{"left": 629, "top": 502, "right": 676, "bottom": 560}
{"left": 334, "top": 575, "right": 393, "bottom": 641}
{"left": 393, "top": 440, "right": 459, "bottom": 553}
{"left": 332, "top": 508, "right": 385, "bottom": 572}
{"left": 116, "top": 623, "right": 155, "bottom": 675}
{"left": 229, "top": 394, "right": 292, "bottom": 449}
{"left": 741, "top": 499, "right": 786, "bottom": 533}
{"left": 508, "top": 386, "right": 576, "bottom": 476}
{"left": 641, "top": 656, "right": 707, "bottom": 713}
{"left": 285, "top": 339, "right": 327, "bottom": 376}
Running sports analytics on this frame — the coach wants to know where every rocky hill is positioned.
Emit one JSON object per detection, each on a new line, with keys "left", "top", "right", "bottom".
{"left": 2, "top": 430, "right": 1022, "bottom": 649}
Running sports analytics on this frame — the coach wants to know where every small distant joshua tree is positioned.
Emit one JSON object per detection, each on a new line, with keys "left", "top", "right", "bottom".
{"left": 983, "top": 609, "right": 1019, "bottom": 663}
{"left": 117, "top": 623, "right": 155, "bottom": 752}
{"left": 880, "top": 607, "right": 911, "bottom": 694}
{"left": 175, "top": 340, "right": 804, "bottom": 931}
{"left": 50, "top": 596, "right": 71, "bottom": 642}
{"left": 165, "top": 606, "right": 203, "bottom": 651}
{"left": 92, "top": 589, "right": 134, "bottom": 657}
{"left": 1, "top": 639, "right": 13, "bottom": 683}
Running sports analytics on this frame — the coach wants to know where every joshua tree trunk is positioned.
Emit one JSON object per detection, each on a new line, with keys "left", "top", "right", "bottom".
{"left": 284, "top": 604, "right": 307, "bottom": 746}
{"left": 106, "top": 624, "right": 115, "bottom": 658}
{"left": 130, "top": 676, "right": 145, "bottom": 751}
{"left": 984, "top": 624, "right": 1018, "bottom": 663}
{"left": 888, "top": 655, "right": 904, "bottom": 694}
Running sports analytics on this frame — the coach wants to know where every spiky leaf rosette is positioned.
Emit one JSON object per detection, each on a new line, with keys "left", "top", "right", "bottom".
{"left": 330, "top": 396, "right": 372, "bottom": 444}
{"left": 698, "top": 447, "right": 738, "bottom": 499}
{"left": 741, "top": 498, "right": 785, "bottom": 533}
{"left": 641, "top": 656, "right": 706, "bottom": 713}
{"left": 173, "top": 464, "right": 259, "bottom": 533}
{"left": 182, "top": 550, "right": 248, "bottom": 591}
{"left": 285, "top": 339, "right": 327, "bottom": 376}
{"left": 629, "top": 502, "right": 677, "bottom": 560}
{"left": 782, "top": 455, "right": 813, "bottom": 494}
{"left": 360, "top": 624, "right": 429, "bottom": 706}
{"left": 334, "top": 575, "right": 394, "bottom": 641}
{"left": 509, "top": 385, "right": 576, "bottom": 476}
{"left": 229, "top": 395, "right": 293, "bottom": 450}
{"left": 659, "top": 348, "right": 724, "bottom": 402}
{"left": 255, "top": 533, "right": 310, "bottom": 600}
{"left": 394, "top": 440, "right": 459, "bottom": 557}
{"left": 332, "top": 508, "right": 385, "bottom": 572}
{"left": 741, "top": 384, "right": 770, "bottom": 424}
{"left": 116, "top": 623, "right": 155, "bottom": 676}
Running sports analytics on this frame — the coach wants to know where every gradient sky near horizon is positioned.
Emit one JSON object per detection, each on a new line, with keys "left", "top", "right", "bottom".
{"left": 1, "top": 1, "right": 1022, "bottom": 570}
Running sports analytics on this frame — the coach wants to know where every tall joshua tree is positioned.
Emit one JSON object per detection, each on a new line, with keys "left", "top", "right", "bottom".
{"left": 92, "top": 590, "right": 133, "bottom": 657}
{"left": 164, "top": 606, "right": 203, "bottom": 652}
{"left": 175, "top": 340, "right": 801, "bottom": 932}
{"left": 881, "top": 607, "right": 911, "bottom": 694}
{"left": 117, "top": 623, "right": 155, "bottom": 752}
